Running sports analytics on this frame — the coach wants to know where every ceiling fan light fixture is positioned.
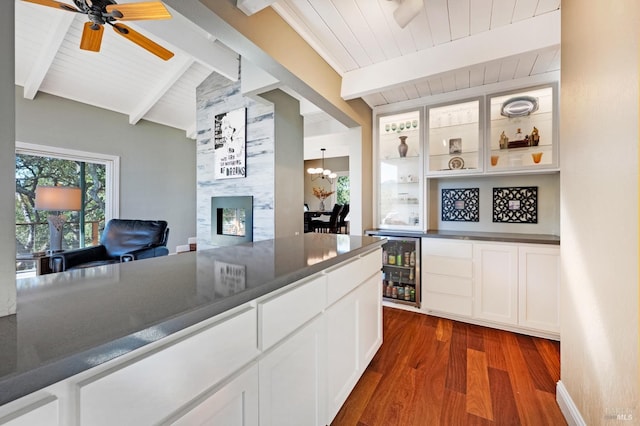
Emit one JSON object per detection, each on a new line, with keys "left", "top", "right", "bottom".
{"left": 393, "top": 0, "right": 423, "bottom": 28}
{"left": 22, "top": 0, "right": 174, "bottom": 60}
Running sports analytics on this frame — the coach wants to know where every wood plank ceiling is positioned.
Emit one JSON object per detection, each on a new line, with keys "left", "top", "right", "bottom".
{"left": 270, "top": 0, "right": 561, "bottom": 108}
{"left": 15, "top": 0, "right": 561, "bottom": 139}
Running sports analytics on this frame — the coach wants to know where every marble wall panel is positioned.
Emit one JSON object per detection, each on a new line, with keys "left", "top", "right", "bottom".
{"left": 196, "top": 68, "right": 275, "bottom": 249}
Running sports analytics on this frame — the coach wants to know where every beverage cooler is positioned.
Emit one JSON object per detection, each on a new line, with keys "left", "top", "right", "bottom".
{"left": 380, "top": 235, "right": 421, "bottom": 308}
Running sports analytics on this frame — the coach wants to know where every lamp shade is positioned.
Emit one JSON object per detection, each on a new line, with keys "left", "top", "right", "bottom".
{"left": 34, "top": 186, "right": 82, "bottom": 211}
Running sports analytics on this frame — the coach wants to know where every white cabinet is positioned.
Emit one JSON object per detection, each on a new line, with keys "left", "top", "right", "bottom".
{"left": 426, "top": 98, "right": 483, "bottom": 176}
{"left": 77, "top": 306, "right": 259, "bottom": 426}
{"left": 487, "top": 85, "right": 558, "bottom": 172}
{"left": 0, "top": 395, "right": 58, "bottom": 426}
{"left": 258, "top": 275, "right": 326, "bottom": 351}
{"left": 473, "top": 243, "right": 519, "bottom": 325}
{"left": 358, "top": 275, "right": 383, "bottom": 367}
{"left": 259, "top": 316, "right": 325, "bottom": 426}
{"left": 518, "top": 245, "right": 560, "bottom": 333}
{"left": 422, "top": 238, "right": 473, "bottom": 317}
{"left": 326, "top": 274, "right": 382, "bottom": 422}
{"left": 172, "top": 363, "right": 259, "bottom": 426}
{"left": 376, "top": 109, "right": 423, "bottom": 229}
{"left": 0, "top": 248, "right": 384, "bottom": 426}
{"left": 422, "top": 238, "right": 559, "bottom": 338}
{"left": 326, "top": 288, "right": 358, "bottom": 419}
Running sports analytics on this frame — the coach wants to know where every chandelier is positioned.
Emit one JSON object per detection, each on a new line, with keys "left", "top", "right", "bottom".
{"left": 307, "top": 148, "right": 337, "bottom": 184}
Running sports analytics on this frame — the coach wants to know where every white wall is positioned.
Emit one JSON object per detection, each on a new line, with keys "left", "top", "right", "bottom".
{"left": 15, "top": 89, "right": 196, "bottom": 254}
{"left": 428, "top": 173, "right": 560, "bottom": 235}
{"left": 559, "top": 1, "right": 639, "bottom": 423}
{"left": 0, "top": 1, "right": 16, "bottom": 317}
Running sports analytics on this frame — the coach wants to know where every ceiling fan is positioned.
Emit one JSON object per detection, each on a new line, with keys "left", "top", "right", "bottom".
{"left": 22, "top": 0, "right": 174, "bottom": 60}
{"left": 388, "top": 0, "right": 424, "bottom": 28}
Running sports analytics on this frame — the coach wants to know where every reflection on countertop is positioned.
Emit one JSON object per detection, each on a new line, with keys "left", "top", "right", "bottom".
{"left": 0, "top": 233, "right": 385, "bottom": 407}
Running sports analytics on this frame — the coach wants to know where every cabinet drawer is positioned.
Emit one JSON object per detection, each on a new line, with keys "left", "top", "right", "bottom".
{"left": 0, "top": 395, "right": 58, "bottom": 426}
{"left": 424, "top": 292, "right": 473, "bottom": 317}
{"left": 259, "top": 275, "right": 326, "bottom": 351}
{"left": 78, "top": 306, "right": 258, "bottom": 426}
{"left": 327, "top": 249, "right": 381, "bottom": 306}
{"left": 424, "top": 273, "right": 472, "bottom": 297}
{"left": 422, "top": 239, "right": 472, "bottom": 258}
{"left": 423, "top": 255, "right": 472, "bottom": 278}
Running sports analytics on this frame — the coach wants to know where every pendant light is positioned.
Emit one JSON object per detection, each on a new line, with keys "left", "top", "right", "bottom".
{"left": 307, "top": 148, "right": 337, "bottom": 184}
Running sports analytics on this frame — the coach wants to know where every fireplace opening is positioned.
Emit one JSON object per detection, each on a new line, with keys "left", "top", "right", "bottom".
{"left": 217, "top": 207, "right": 246, "bottom": 237}
{"left": 211, "top": 196, "right": 253, "bottom": 246}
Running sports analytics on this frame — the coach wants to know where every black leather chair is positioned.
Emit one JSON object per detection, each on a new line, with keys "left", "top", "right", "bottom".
{"left": 310, "top": 204, "right": 343, "bottom": 233}
{"left": 337, "top": 203, "right": 349, "bottom": 233}
{"left": 50, "top": 219, "right": 169, "bottom": 272}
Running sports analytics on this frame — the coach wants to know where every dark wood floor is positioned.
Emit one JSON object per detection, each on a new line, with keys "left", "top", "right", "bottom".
{"left": 332, "top": 307, "right": 566, "bottom": 426}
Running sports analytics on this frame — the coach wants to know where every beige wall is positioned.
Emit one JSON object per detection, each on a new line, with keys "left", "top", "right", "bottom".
{"left": 560, "top": 1, "right": 639, "bottom": 422}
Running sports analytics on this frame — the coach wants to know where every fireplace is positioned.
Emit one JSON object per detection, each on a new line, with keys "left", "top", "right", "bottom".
{"left": 211, "top": 196, "right": 253, "bottom": 246}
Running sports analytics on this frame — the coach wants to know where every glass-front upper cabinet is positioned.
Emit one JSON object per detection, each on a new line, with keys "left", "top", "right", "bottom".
{"left": 377, "top": 109, "right": 422, "bottom": 230}
{"left": 487, "top": 84, "right": 558, "bottom": 171}
{"left": 426, "top": 98, "right": 482, "bottom": 176}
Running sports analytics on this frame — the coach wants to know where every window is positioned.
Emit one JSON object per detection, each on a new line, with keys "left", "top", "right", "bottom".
{"left": 15, "top": 142, "right": 119, "bottom": 275}
{"left": 336, "top": 174, "right": 350, "bottom": 205}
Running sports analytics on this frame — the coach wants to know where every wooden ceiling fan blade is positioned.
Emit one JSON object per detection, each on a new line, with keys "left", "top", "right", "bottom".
{"left": 112, "top": 23, "right": 174, "bottom": 61}
{"left": 80, "top": 21, "right": 104, "bottom": 52}
{"left": 105, "top": 2, "right": 171, "bottom": 21}
{"left": 21, "top": 0, "right": 80, "bottom": 13}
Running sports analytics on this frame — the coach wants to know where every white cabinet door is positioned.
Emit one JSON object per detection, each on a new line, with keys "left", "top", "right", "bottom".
{"left": 325, "top": 288, "right": 359, "bottom": 422}
{"left": 518, "top": 245, "right": 560, "bottom": 333}
{"left": 358, "top": 274, "right": 383, "bottom": 369}
{"left": 171, "top": 363, "right": 259, "bottom": 426}
{"left": 78, "top": 306, "right": 258, "bottom": 426}
{"left": 473, "top": 243, "right": 518, "bottom": 325}
{"left": 259, "top": 316, "right": 325, "bottom": 426}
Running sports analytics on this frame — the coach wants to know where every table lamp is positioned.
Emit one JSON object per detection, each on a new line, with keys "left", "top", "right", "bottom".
{"left": 34, "top": 186, "right": 82, "bottom": 253}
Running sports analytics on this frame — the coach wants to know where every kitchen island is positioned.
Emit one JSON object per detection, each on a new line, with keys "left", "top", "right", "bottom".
{"left": 0, "top": 233, "right": 385, "bottom": 425}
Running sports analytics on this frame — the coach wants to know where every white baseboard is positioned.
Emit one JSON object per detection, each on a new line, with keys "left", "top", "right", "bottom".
{"left": 556, "top": 380, "right": 586, "bottom": 426}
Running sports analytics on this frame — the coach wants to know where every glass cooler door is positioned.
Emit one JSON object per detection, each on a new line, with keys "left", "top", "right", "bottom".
{"left": 380, "top": 236, "right": 420, "bottom": 308}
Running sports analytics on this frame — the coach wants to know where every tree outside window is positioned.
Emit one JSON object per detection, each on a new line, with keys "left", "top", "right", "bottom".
{"left": 15, "top": 154, "right": 106, "bottom": 273}
{"left": 336, "top": 175, "right": 350, "bottom": 205}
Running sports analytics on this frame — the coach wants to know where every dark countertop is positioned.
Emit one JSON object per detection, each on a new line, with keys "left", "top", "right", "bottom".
{"left": 0, "top": 233, "right": 385, "bottom": 407}
{"left": 366, "top": 229, "right": 560, "bottom": 245}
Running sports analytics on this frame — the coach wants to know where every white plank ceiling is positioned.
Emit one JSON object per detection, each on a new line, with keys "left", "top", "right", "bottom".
{"left": 15, "top": 0, "right": 561, "bottom": 139}
{"left": 271, "top": 0, "right": 561, "bottom": 108}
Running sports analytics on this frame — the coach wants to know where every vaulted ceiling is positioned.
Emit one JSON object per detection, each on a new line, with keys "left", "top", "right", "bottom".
{"left": 15, "top": 0, "right": 561, "bottom": 140}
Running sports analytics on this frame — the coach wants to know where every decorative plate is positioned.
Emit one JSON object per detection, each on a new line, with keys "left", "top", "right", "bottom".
{"left": 500, "top": 96, "right": 539, "bottom": 118}
{"left": 448, "top": 156, "right": 464, "bottom": 170}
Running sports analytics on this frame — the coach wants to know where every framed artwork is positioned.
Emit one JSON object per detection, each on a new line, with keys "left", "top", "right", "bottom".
{"left": 441, "top": 188, "right": 479, "bottom": 222}
{"left": 493, "top": 186, "right": 538, "bottom": 223}
{"left": 214, "top": 108, "right": 246, "bottom": 179}
{"left": 449, "top": 138, "right": 462, "bottom": 154}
